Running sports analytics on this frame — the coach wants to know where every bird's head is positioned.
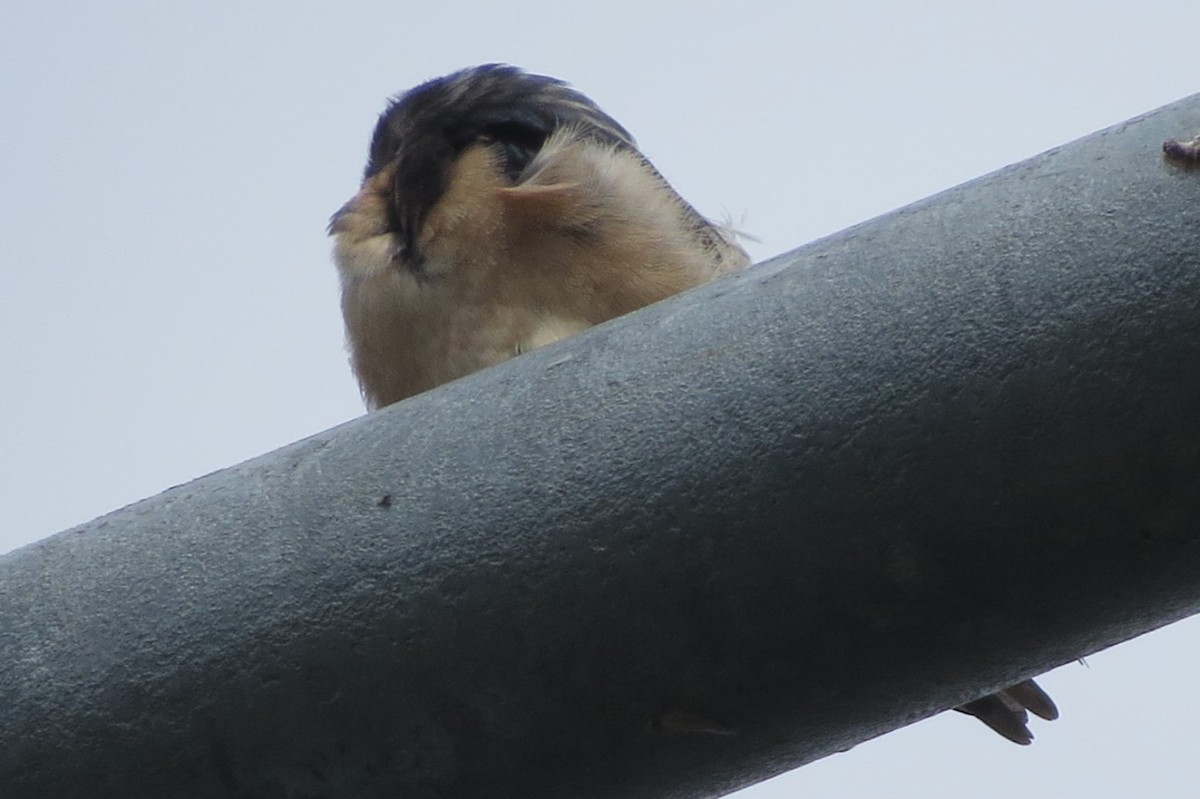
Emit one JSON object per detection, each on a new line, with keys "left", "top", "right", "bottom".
{"left": 328, "top": 64, "right": 635, "bottom": 275}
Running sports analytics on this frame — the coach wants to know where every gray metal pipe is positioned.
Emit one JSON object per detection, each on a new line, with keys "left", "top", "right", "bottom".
{"left": 3, "top": 94, "right": 1200, "bottom": 799}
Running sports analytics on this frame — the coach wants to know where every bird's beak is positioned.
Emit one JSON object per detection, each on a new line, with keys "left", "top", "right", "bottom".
{"left": 327, "top": 194, "right": 361, "bottom": 236}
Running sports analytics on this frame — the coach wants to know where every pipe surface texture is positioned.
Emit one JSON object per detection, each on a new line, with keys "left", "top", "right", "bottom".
{"left": 3, "top": 95, "right": 1200, "bottom": 799}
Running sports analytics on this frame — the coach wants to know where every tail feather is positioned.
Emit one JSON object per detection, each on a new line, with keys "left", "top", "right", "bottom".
{"left": 955, "top": 679, "right": 1059, "bottom": 745}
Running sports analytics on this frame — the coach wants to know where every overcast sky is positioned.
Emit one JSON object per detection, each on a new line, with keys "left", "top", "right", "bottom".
{"left": 3, "top": 2, "right": 1199, "bottom": 796}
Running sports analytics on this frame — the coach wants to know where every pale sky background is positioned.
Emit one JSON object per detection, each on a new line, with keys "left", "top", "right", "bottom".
{"left": 3, "top": 2, "right": 1199, "bottom": 796}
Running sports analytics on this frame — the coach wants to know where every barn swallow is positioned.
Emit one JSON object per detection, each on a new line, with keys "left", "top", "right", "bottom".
{"left": 329, "top": 63, "right": 747, "bottom": 409}
{"left": 327, "top": 64, "right": 1058, "bottom": 744}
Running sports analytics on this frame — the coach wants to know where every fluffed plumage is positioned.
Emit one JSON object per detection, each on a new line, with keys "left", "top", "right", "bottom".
{"left": 329, "top": 64, "right": 746, "bottom": 409}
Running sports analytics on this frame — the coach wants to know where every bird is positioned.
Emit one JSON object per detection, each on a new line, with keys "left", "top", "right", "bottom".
{"left": 327, "top": 63, "right": 1059, "bottom": 744}
{"left": 328, "top": 63, "right": 747, "bottom": 410}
